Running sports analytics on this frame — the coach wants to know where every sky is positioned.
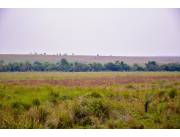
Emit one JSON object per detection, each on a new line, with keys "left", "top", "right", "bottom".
{"left": 0, "top": 8, "right": 180, "bottom": 56}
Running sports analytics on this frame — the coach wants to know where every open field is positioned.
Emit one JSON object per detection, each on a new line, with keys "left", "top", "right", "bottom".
{"left": 0, "top": 72, "right": 180, "bottom": 128}
{"left": 1, "top": 54, "right": 180, "bottom": 65}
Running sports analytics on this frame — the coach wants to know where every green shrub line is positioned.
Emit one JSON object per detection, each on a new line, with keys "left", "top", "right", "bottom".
{"left": 1, "top": 59, "right": 180, "bottom": 72}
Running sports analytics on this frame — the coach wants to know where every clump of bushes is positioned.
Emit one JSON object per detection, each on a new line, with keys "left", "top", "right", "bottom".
{"left": 168, "top": 89, "right": 177, "bottom": 99}
{"left": 38, "top": 107, "right": 49, "bottom": 124}
{"left": 11, "top": 101, "right": 24, "bottom": 110}
{"left": 72, "top": 97, "right": 110, "bottom": 127}
{"left": 90, "top": 99, "right": 110, "bottom": 120}
{"left": 57, "top": 112, "right": 73, "bottom": 128}
{"left": 126, "top": 84, "right": 135, "bottom": 89}
{"left": 49, "top": 91, "right": 59, "bottom": 104}
{"left": 86, "top": 91, "right": 103, "bottom": 98}
{"left": 72, "top": 99, "right": 92, "bottom": 126}
{"left": 11, "top": 101, "right": 30, "bottom": 111}
{"left": 157, "top": 90, "right": 165, "bottom": 98}
{"left": 28, "top": 107, "right": 49, "bottom": 126}
{"left": 59, "top": 95, "right": 72, "bottom": 100}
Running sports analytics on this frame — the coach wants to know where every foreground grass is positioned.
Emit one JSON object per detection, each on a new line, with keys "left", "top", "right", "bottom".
{"left": 0, "top": 72, "right": 180, "bottom": 128}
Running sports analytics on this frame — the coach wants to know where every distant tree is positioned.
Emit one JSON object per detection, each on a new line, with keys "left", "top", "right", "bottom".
{"left": 33, "top": 61, "right": 44, "bottom": 71}
{"left": 0, "top": 59, "right": 180, "bottom": 72}
{"left": 56, "top": 58, "right": 71, "bottom": 71}
{"left": 145, "top": 61, "right": 159, "bottom": 71}
{"left": 88, "top": 62, "right": 104, "bottom": 71}
{"left": 46, "top": 63, "right": 56, "bottom": 71}
{"left": 7, "top": 62, "right": 21, "bottom": 71}
{"left": 104, "top": 61, "right": 130, "bottom": 71}
{"left": 0, "top": 60, "right": 4, "bottom": 72}
{"left": 160, "top": 63, "right": 180, "bottom": 71}
{"left": 104, "top": 62, "right": 117, "bottom": 71}
{"left": 115, "top": 61, "right": 130, "bottom": 71}
{"left": 72, "top": 62, "right": 89, "bottom": 72}
{"left": 132, "top": 64, "right": 145, "bottom": 71}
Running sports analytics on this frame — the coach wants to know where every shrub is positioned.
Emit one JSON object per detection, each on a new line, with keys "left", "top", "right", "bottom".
{"left": 72, "top": 99, "right": 92, "bottom": 126}
{"left": 49, "top": 91, "right": 59, "bottom": 104}
{"left": 38, "top": 107, "right": 48, "bottom": 124}
{"left": 72, "top": 96, "right": 111, "bottom": 127}
{"left": 11, "top": 101, "right": 22, "bottom": 109}
{"left": 11, "top": 101, "right": 29, "bottom": 111}
{"left": 168, "top": 89, "right": 177, "bottom": 99}
{"left": 59, "top": 95, "right": 72, "bottom": 100}
{"left": 86, "top": 91, "right": 102, "bottom": 98}
{"left": 57, "top": 113, "right": 73, "bottom": 128}
{"left": 126, "top": 84, "right": 134, "bottom": 89}
{"left": 157, "top": 90, "right": 165, "bottom": 98}
{"left": 90, "top": 99, "right": 110, "bottom": 120}
{"left": 28, "top": 107, "right": 49, "bottom": 126}
{"left": 49, "top": 91, "right": 59, "bottom": 98}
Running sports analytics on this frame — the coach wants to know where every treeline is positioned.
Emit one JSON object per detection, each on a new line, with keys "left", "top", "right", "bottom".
{"left": 0, "top": 59, "right": 180, "bottom": 72}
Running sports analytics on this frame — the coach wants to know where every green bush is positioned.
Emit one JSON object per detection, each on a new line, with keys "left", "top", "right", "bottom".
{"left": 57, "top": 113, "right": 73, "bottom": 128}
{"left": 49, "top": 91, "right": 59, "bottom": 104}
{"left": 72, "top": 99, "right": 92, "bottom": 126}
{"left": 72, "top": 97, "right": 110, "bottom": 127}
{"left": 168, "top": 89, "right": 177, "bottom": 99}
{"left": 90, "top": 99, "right": 110, "bottom": 120}
{"left": 86, "top": 91, "right": 102, "bottom": 98}
{"left": 11, "top": 101, "right": 30, "bottom": 111}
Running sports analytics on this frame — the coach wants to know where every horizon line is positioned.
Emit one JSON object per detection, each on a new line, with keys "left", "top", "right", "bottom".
{"left": 0, "top": 53, "right": 180, "bottom": 57}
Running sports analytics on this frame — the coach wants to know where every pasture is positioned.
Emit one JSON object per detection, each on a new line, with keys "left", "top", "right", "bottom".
{"left": 0, "top": 72, "right": 180, "bottom": 128}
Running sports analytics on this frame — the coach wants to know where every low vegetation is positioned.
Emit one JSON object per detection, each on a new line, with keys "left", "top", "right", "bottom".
{"left": 0, "top": 72, "right": 180, "bottom": 128}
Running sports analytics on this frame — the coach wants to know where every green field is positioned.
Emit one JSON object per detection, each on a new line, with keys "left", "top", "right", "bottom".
{"left": 0, "top": 72, "right": 180, "bottom": 128}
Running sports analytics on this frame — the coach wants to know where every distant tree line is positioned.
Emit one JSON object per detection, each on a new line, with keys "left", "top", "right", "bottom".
{"left": 0, "top": 59, "right": 180, "bottom": 72}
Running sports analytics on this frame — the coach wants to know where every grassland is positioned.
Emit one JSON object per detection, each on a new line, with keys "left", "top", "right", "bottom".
{"left": 0, "top": 72, "right": 180, "bottom": 128}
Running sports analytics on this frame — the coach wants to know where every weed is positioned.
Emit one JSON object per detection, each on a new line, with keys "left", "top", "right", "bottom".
{"left": 144, "top": 93, "right": 154, "bottom": 112}
{"left": 32, "top": 98, "right": 41, "bottom": 106}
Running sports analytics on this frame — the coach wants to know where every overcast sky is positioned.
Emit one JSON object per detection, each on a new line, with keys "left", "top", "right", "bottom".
{"left": 0, "top": 9, "right": 180, "bottom": 56}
